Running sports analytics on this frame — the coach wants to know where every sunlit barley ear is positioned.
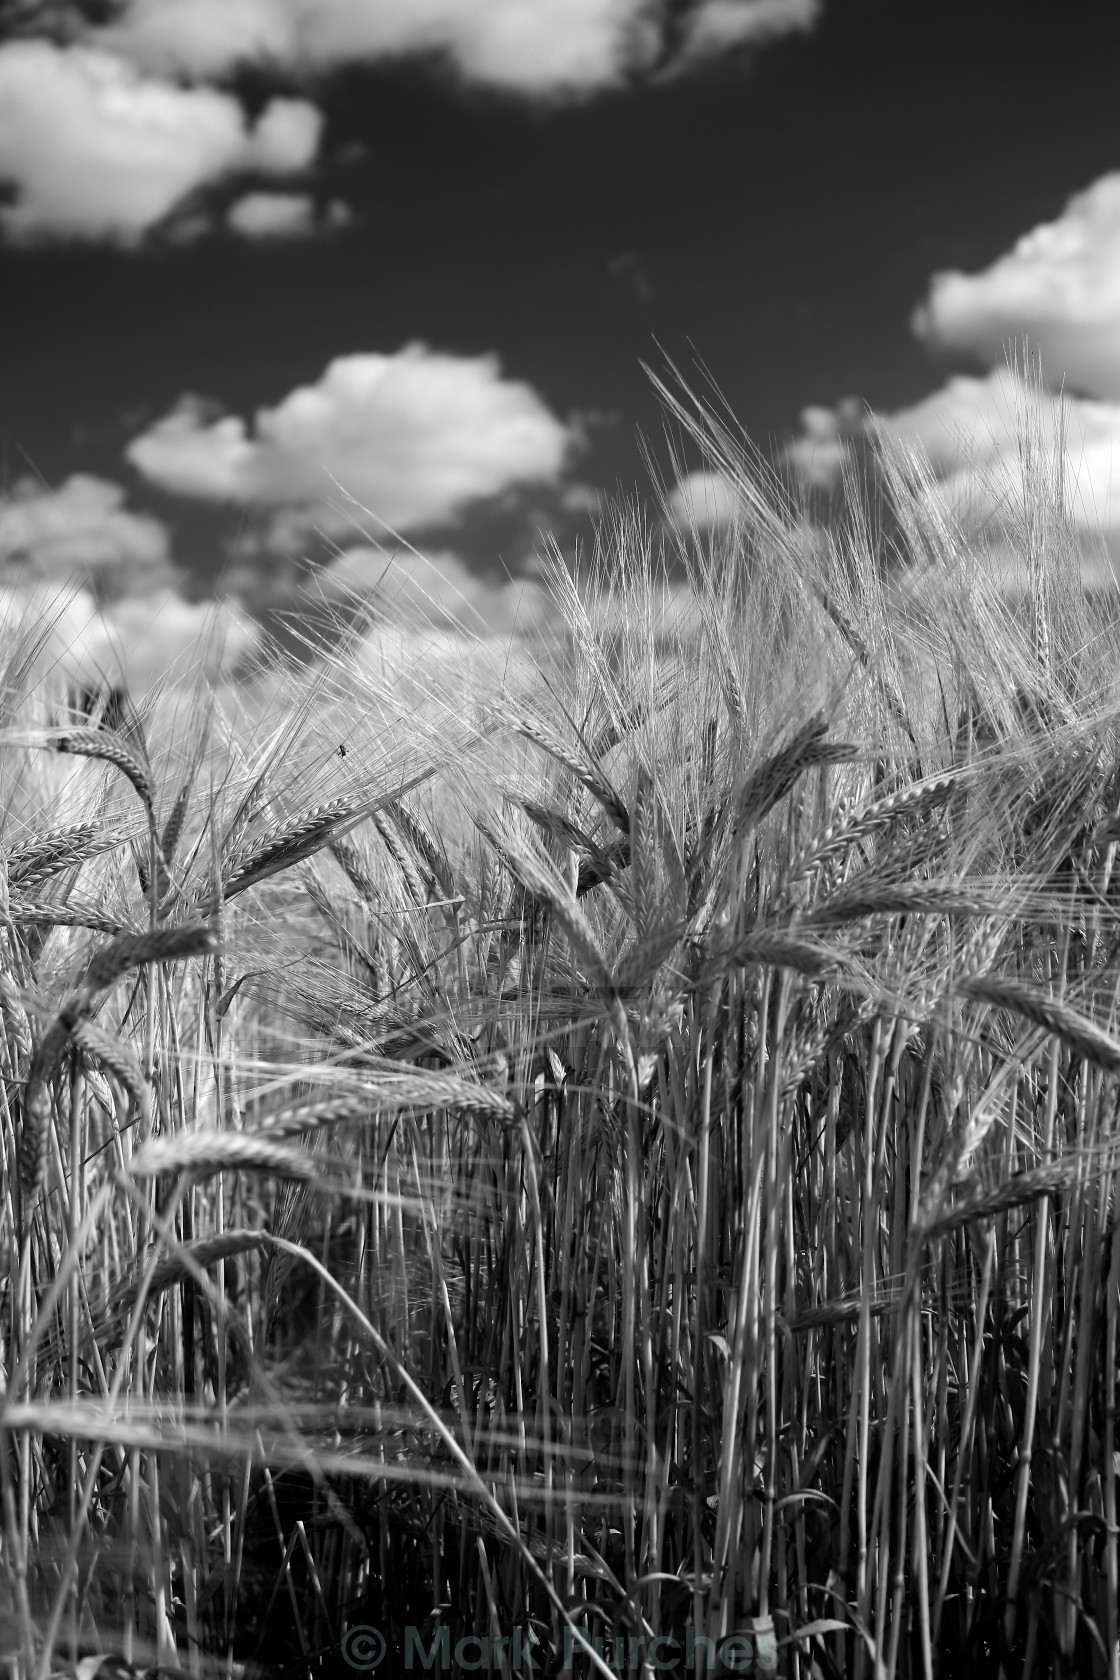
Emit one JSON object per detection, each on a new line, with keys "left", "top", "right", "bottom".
{"left": 6, "top": 820, "right": 106, "bottom": 891}
{"left": 55, "top": 726, "right": 156, "bottom": 824}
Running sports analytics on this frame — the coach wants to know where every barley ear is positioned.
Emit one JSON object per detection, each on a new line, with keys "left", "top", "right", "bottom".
{"left": 17, "top": 1017, "right": 73, "bottom": 1199}
{"left": 81, "top": 923, "right": 218, "bottom": 995}
{"left": 55, "top": 728, "right": 155, "bottom": 824}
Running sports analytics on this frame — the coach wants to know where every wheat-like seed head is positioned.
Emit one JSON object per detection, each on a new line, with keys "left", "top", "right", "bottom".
{"left": 16, "top": 1005, "right": 77, "bottom": 1198}
{"left": 106, "top": 1229, "right": 268, "bottom": 1330}
{"left": 475, "top": 817, "right": 611, "bottom": 993}
{"left": 386, "top": 798, "right": 461, "bottom": 905}
{"left": 784, "top": 1289, "right": 903, "bottom": 1334}
{"left": 804, "top": 879, "right": 1007, "bottom": 931}
{"left": 82, "top": 923, "right": 218, "bottom": 993}
{"left": 9, "top": 899, "right": 129, "bottom": 935}
{"left": 330, "top": 835, "right": 381, "bottom": 907}
{"left": 128, "top": 1129, "right": 324, "bottom": 1183}
{"left": 17, "top": 1076, "right": 53, "bottom": 1199}
{"left": 6, "top": 822, "right": 123, "bottom": 890}
{"left": 787, "top": 770, "right": 965, "bottom": 888}
{"left": 257, "top": 1075, "right": 515, "bottom": 1135}
{"left": 371, "top": 809, "right": 429, "bottom": 906}
{"left": 631, "top": 764, "right": 657, "bottom": 945}
{"left": 55, "top": 728, "right": 155, "bottom": 822}
{"left": 509, "top": 797, "right": 629, "bottom": 901}
{"left": 501, "top": 703, "right": 630, "bottom": 833}
{"left": 958, "top": 972, "right": 1120, "bottom": 1073}
{"left": 684, "top": 714, "right": 861, "bottom": 943}
{"left": 0, "top": 969, "right": 33, "bottom": 1068}
{"left": 222, "top": 795, "right": 359, "bottom": 899}
{"left": 69, "top": 1017, "right": 149, "bottom": 1117}
{"left": 711, "top": 928, "right": 847, "bottom": 980}
{"left": 918, "top": 1149, "right": 1117, "bottom": 1242}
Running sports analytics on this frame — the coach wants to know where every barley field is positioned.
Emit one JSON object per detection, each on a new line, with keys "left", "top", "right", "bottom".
{"left": 1, "top": 391, "right": 1119, "bottom": 1680}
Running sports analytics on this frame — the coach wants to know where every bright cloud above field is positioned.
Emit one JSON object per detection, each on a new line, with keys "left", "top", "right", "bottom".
{"left": 87, "top": 0, "right": 818, "bottom": 94}
{"left": 94, "top": 589, "right": 259, "bottom": 688}
{"left": 914, "top": 174, "right": 1120, "bottom": 401}
{"left": 672, "top": 0, "right": 818, "bottom": 65}
{"left": 0, "top": 39, "right": 320, "bottom": 243}
{"left": 126, "top": 346, "right": 574, "bottom": 535}
{"left": 0, "top": 584, "right": 257, "bottom": 695}
{"left": 0, "top": 474, "right": 174, "bottom": 594}
{"left": 787, "top": 369, "right": 1120, "bottom": 538}
{"left": 0, "top": 2, "right": 816, "bottom": 243}
{"left": 665, "top": 469, "right": 742, "bottom": 530}
{"left": 312, "top": 545, "right": 550, "bottom": 634}
{"left": 224, "top": 190, "right": 350, "bottom": 239}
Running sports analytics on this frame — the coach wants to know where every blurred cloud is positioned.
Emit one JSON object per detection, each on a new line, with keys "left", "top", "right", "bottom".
{"left": 343, "top": 574, "right": 700, "bottom": 701}
{"left": 559, "top": 483, "right": 607, "bottom": 516}
{"left": 349, "top": 619, "right": 542, "bottom": 698}
{"left": 224, "top": 190, "right": 351, "bottom": 238}
{"left": 782, "top": 399, "right": 865, "bottom": 490}
{"left": 0, "top": 474, "right": 175, "bottom": 596}
{"left": 311, "top": 545, "right": 549, "bottom": 634}
{"left": 93, "top": 589, "right": 260, "bottom": 688}
{"left": 0, "top": 584, "right": 258, "bottom": 695}
{"left": 0, "top": 3, "right": 817, "bottom": 245}
{"left": 126, "top": 345, "right": 574, "bottom": 534}
{"left": 0, "top": 39, "right": 321, "bottom": 243}
{"left": 88, "top": 0, "right": 817, "bottom": 96}
{"left": 914, "top": 173, "right": 1120, "bottom": 401}
{"left": 665, "top": 468, "right": 741, "bottom": 530}
{"left": 671, "top": 0, "right": 819, "bottom": 67}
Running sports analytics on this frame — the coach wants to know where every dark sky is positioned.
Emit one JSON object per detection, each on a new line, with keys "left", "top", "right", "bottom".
{"left": 3, "top": 0, "right": 1120, "bottom": 596}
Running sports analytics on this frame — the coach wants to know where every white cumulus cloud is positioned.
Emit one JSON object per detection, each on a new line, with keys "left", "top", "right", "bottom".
{"left": 786, "top": 368, "right": 1120, "bottom": 570}
{"left": 672, "top": 0, "right": 819, "bottom": 66}
{"left": 90, "top": 589, "right": 260, "bottom": 688}
{"left": 0, "top": 39, "right": 321, "bottom": 243}
{"left": 914, "top": 173, "right": 1120, "bottom": 401}
{"left": 0, "top": 474, "right": 174, "bottom": 594}
{"left": 89, "top": 0, "right": 814, "bottom": 94}
{"left": 126, "top": 345, "right": 573, "bottom": 533}
{"left": 224, "top": 190, "right": 351, "bottom": 238}
{"left": 0, "top": 584, "right": 257, "bottom": 696}
{"left": 313, "top": 545, "right": 549, "bottom": 633}
{"left": 665, "top": 469, "right": 742, "bottom": 530}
